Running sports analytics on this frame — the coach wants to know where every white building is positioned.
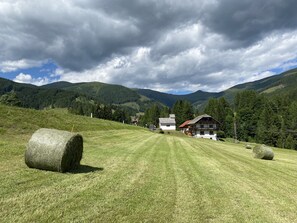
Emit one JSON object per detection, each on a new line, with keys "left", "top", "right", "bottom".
{"left": 187, "top": 114, "right": 219, "bottom": 140}
{"left": 159, "top": 114, "right": 176, "bottom": 131}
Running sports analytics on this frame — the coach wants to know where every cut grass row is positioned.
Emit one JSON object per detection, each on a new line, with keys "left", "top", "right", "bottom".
{"left": 1, "top": 105, "right": 297, "bottom": 222}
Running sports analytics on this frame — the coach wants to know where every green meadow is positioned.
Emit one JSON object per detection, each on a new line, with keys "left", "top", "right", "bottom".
{"left": 1, "top": 105, "right": 297, "bottom": 222}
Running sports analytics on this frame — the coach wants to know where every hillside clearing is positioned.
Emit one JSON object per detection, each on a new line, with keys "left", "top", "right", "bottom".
{"left": 1, "top": 105, "right": 297, "bottom": 222}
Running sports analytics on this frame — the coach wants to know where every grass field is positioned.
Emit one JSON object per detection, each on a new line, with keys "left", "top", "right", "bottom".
{"left": 1, "top": 105, "right": 297, "bottom": 222}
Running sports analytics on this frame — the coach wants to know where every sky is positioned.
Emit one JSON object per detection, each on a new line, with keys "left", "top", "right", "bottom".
{"left": 1, "top": 0, "right": 297, "bottom": 94}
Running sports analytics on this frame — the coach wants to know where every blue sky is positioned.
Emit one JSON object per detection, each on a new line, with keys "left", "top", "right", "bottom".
{"left": 1, "top": 0, "right": 297, "bottom": 93}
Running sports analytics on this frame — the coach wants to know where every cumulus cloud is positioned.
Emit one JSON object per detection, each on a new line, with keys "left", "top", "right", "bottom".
{"left": 1, "top": 0, "right": 297, "bottom": 92}
{"left": 14, "top": 73, "right": 50, "bottom": 86}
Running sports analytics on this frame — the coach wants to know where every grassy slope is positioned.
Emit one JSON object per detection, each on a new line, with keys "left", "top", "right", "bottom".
{"left": 1, "top": 105, "right": 297, "bottom": 222}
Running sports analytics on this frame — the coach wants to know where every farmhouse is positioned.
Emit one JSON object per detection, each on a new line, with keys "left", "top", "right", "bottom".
{"left": 179, "top": 120, "right": 192, "bottom": 135}
{"left": 159, "top": 114, "right": 176, "bottom": 131}
{"left": 187, "top": 114, "right": 219, "bottom": 140}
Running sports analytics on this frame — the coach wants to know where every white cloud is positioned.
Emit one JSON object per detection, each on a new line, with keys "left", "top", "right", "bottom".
{"left": 0, "top": 59, "right": 43, "bottom": 72}
{"left": 14, "top": 73, "right": 49, "bottom": 86}
{"left": 52, "top": 29, "right": 297, "bottom": 92}
{"left": 2, "top": 0, "right": 297, "bottom": 92}
{"left": 14, "top": 73, "right": 32, "bottom": 82}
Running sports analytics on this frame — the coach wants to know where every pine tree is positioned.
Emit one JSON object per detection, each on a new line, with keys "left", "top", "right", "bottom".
{"left": 172, "top": 100, "right": 193, "bottom": 127}
{"left": 0, "top": 91, "right": 21, "bottom": 106}
{"left": 204, "top": 97, "right": 233, "bottom": 137}
{"left": 285, "top": 134, "right": 296, "bottom": 150}
{"left": 256, "top": 100, "right": 280, "bottom": 146}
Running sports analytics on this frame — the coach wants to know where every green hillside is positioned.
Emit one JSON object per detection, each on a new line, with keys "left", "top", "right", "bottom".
{"left": 1, "top": 67, "right": 297, "bottom": 113}
{"left": 1, "top": 105, "right": 297, "bottom": 222}
{"left": 0, "top": 78, "right": 82, "bottom": 109}
{"left": 44, "top": 82, "right": 141, "bottom": 104}
{"left": 135, "top": 89, "right": 223, "bottom": 109}
{"left": 137, "top": 68, "right": 297, "bottom": 108}
{"left": 0, "top": 79, "right": 163, "bottom": 113}
{"left": 50, "top": 82, "right": 166, "bottom": 112}
{"left": 223, "top": 68, "right": 297, "bottom": 101}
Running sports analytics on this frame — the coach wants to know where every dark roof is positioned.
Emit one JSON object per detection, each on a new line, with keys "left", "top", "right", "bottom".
{"left": 179, "top": 120, "right": 191, "bottom": 128}
{"left": 188, "top": 114, "right": 219, "bottom": 125}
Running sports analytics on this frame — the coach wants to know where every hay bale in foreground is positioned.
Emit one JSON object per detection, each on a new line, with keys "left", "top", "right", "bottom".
{"left": 245, "top": 144, "right": 252, "bottom": 149}
{"left": 25, "top": 128, "right": 83, "bottom": 172}
{"left": 252, "top": 144, "right": 274, "bottom": 160}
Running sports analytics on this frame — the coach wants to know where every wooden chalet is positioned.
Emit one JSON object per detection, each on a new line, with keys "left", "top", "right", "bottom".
{"left": 187, "top": 114, "right": 220, "bottom": 140}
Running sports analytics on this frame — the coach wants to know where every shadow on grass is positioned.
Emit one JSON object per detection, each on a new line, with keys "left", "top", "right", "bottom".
{"left": 69, "top": 165, "right": 104, "bottom": 174}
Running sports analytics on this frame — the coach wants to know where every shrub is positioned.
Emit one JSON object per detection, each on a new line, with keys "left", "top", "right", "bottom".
{"left": 217, "top": 130, "right": 226, "bottom": 139}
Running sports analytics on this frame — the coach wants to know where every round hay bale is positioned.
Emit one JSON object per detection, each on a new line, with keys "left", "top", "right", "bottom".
{"left": 245, "top": 144, "right": 252, "bottom": 149}
{"left": 252, "top": 144, "right": 274, "bottom": 160}
{"left": 25, "top": 128, "right": 83, "bottom": 172}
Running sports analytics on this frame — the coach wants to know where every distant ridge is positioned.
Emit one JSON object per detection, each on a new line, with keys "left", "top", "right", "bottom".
{"left": 1, "top": 67, "right": 297, "bottom": 112}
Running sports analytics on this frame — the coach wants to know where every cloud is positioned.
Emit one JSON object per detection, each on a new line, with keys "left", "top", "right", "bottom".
{"left": 14, "top": 73, "right": 49, "bottom": 86}
{"left": 203, "top": 0, "right": 297, "bottom": 46}
{"left": 1, "top": 0, "right": 297, "bottom": 92}
{"left": 0, "top": 59, "right": 43, "bottom": 72}
{"left": 56, "top": 28, "right": 297, "bottom": 92}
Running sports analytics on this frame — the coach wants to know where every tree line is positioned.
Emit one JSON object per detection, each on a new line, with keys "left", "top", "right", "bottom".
{"left": 204, "top": 90, "right": 297, "bottom": 150}
{"left": 139, "top": 90, "right": 297, "bottom": 150}
{"left": 68, "top": 97, "right": 132, "bottom": 124}
{"left": 139, "top": 100, "right": 194, "bottom": 127}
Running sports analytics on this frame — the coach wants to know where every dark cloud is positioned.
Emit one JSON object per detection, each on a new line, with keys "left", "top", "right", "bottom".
{"left": 0, "top": 0, "right": 204, "bottom": 71}
{"left": 203, "top": 0, "right": 297, "bottom": 46}
{"left": 1, "top": 0, "right": 297, "bottom": 92}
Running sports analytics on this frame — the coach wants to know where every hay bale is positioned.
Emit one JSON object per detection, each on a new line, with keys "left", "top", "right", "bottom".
{"left": 25, "top": 128, "right": 83, "bottom": 172}
{"left": 245, "top": 144, "right": 252, "bottom": 149}
{"left": 252, "top": 144, "right": 274, "bottom": 160}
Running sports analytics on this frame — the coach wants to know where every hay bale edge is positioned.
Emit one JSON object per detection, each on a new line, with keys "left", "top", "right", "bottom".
{"left": 25, "top": 128, "right": 83, "bottom": 172}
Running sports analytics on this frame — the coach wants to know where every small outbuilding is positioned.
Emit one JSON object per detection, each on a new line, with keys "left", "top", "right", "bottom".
{"left": 159, "top": 114, "right": 176, "bottom": 131}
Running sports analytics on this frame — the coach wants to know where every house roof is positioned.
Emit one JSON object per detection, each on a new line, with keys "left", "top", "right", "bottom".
{"left": 188, "top": 114, "right": 219, "bottom": 125}
{"left": 179, "top": 120, "right": 191, "bottom": 128}
{"left": 159, "top": 118, "right": 176, "bottom": 125}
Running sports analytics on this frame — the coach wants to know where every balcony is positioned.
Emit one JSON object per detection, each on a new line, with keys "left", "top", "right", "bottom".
{"left": 195, "top": 124, "right": 217, "bottom": 130}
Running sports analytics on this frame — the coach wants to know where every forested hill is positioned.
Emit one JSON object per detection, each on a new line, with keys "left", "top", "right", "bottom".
{"left": 1, "top": 67, "right": 297, "bottom": 112}
{"left": 0, "top": 78, "right": 163, "bottom": 113}
{"left": 135, "top": 89, "right": 223, "bottom": 107}
{"left": 136, "top": 68, "right": 297, "bottom": 107}
{"left": 0, "top": 77, "right": 81, "bottom": 109}
{"left": 42, "top": 81, "right": 141, "bottom": 104}
{"left": 223, "top": 68, "right": 297, "bottom": 100}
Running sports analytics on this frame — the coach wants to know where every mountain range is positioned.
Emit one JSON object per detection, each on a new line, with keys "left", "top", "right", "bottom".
{"left": 1, "top": 67, "right": 297, "bottom": 113}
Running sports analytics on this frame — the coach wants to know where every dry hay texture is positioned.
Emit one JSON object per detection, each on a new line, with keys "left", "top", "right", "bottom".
{"left": 252, "top": 144, "right": 274, "bottom": 160}
{"left": 25, "top": 128, "right": 83, "bottom": 172}
{"left": 245, "top": 144, "right": 252, "bottom": 149}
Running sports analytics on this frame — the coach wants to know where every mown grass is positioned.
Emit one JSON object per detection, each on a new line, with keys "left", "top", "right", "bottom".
{"left": 1, "top": 105, "right": 297, "bottom": 222}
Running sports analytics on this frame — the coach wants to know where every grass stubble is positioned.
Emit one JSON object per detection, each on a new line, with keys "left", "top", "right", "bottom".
{"left": 1, "top": 105, "right": 297, "bottom": 222}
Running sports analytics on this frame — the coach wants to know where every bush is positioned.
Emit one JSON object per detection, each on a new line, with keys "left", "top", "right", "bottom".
{"left": 217, "top": 130, "right": 226, "bottom": 139}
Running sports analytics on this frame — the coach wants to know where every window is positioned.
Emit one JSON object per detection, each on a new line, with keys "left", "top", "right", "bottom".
{"left": 200, "top": 131, "right": 204, "bottom": 135}
{"left": 210, "top": 131, "right": 214, "bottom": 135}
{"left": 200, "top": 124, "right": 204, "bottom": 128}
{"left": 209, "top": 124, "right": 213, "bottom": 128}
{"left": 166, "top": 125, "right": 170, "bottom": 127}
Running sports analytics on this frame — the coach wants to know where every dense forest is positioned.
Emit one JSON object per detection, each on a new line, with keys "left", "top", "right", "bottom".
{"left": 1, "top": 74, "right": 297, "bottom": 149}
{"left": 68, "top": 97, "right": 132, "bottom": 124}
{"left": 140, "top": 90, "right": 297, "bottom": 150}
{"left": 0, "top": 90, "right": 132, "bottom": 124}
